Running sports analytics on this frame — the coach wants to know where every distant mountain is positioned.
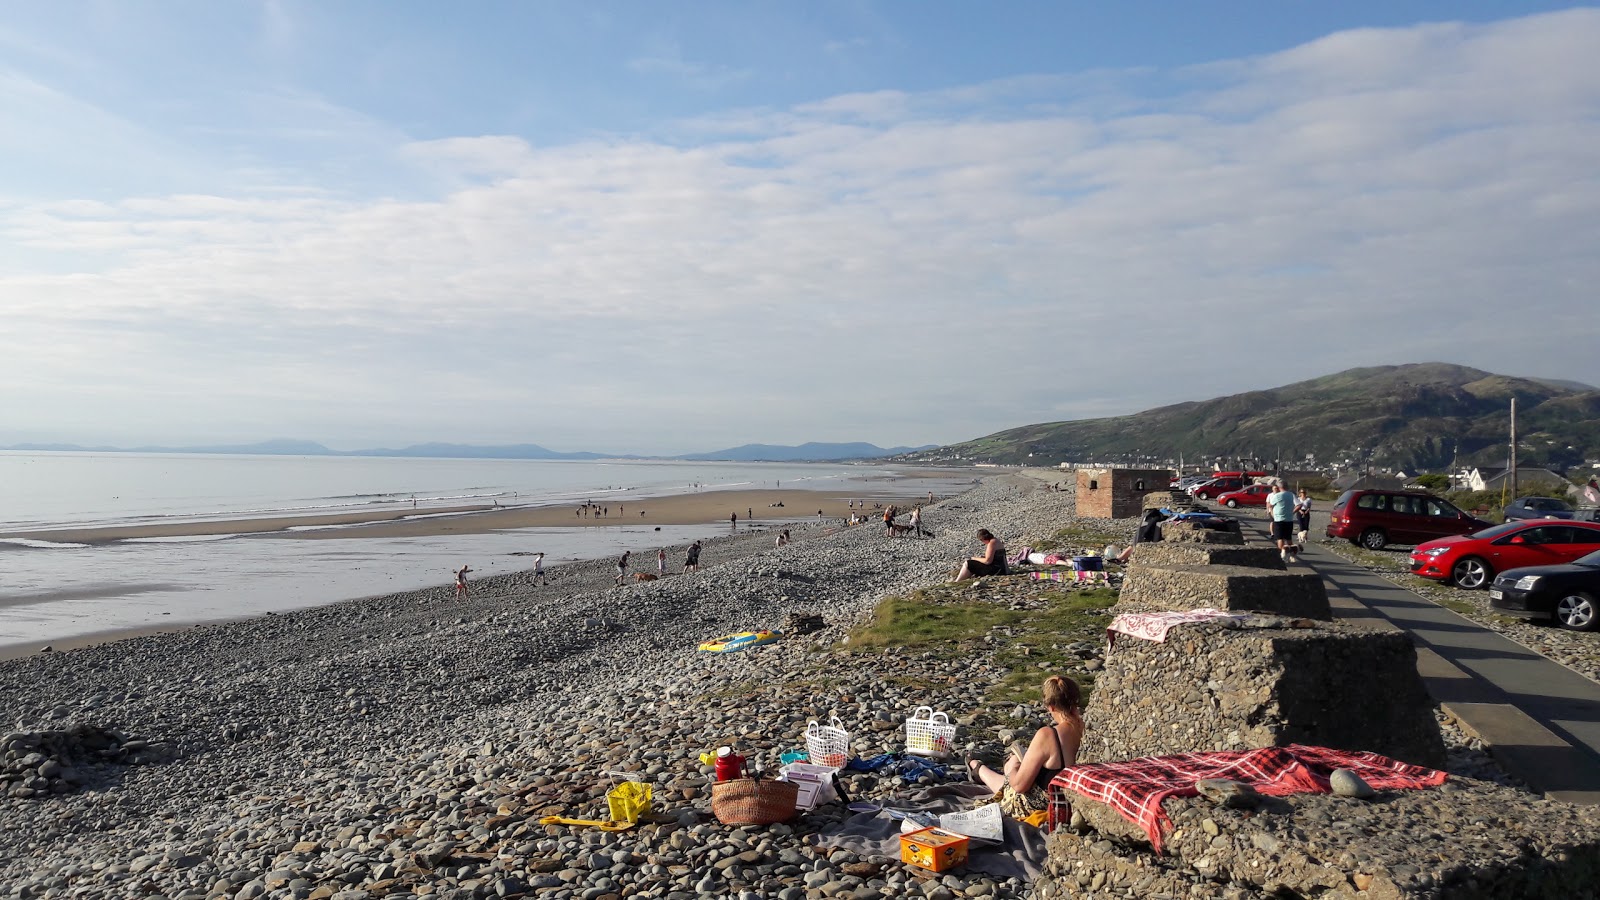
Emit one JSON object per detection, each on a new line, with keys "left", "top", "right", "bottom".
{"left": 0, "top": 439, "right": 930, "bottom": 463}
{"left": 356, "top": 442, "right": 611, "bottom": 460}
{"left": 676, "top": 442, "right": 937, "bottom": 462}
{"left": 900, "top": 363, "right": 1600, "bottom": 473}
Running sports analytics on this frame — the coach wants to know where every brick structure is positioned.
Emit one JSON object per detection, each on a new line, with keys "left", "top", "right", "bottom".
{"left": 1074, "top": 468, "right": 1172, "bottom": 519}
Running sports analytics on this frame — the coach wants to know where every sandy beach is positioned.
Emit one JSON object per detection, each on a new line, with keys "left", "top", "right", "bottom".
{"left": 0, "top": 488, "right": 951, "bottom": 545}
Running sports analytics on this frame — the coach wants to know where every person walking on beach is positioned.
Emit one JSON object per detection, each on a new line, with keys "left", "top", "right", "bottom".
{"left": 454, "top": 565, "right": 472, "bottom": 600}
{"left": 615, "top": 550, "right": 631, "bottom": 585}
{"left": 532, "top": 553, "right": 546, "bottom": 586}
{"left": 910, "top": 505, "right": 925, "bottom": 537}
{"left": 657, "top": 548, "right": 667, "bottom": 577}
{"left": 1294, "top": 488, "right": 1313, "bottom": 552}
{"left": 1267, "top": 480, "right": 1298, "bottom": 562}
{"left": 731, "top": 511, "right": 738, "bottom": 529}
{"left": 683, "top": 540, "right": 702, "bottom": 573}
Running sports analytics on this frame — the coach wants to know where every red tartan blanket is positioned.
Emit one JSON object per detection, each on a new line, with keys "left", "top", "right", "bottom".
{"left": 1048, "top": 745, "right": 1447, "bottom": 854}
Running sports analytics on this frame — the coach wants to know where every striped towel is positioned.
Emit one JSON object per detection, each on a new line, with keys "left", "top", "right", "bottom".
{"left": 1048, "top": 745, "right": 1447, "bottom": 853}
{"left": 1106, "top": 608, "right": 1246, "bottom": 646}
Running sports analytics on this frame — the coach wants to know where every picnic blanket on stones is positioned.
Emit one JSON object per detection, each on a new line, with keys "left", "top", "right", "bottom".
{"left": 1048, "top": 745, "right": 1449, "bottom": 854}
{"left": 812, "top": 784, "right": 1049, "bottom": 880}
{"left": 1105, "top": 608, "right": 1246, "bottom": 646}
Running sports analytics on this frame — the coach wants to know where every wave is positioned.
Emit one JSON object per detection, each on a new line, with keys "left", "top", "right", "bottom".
{"left": 123, "top": 534, "right": 242, "bottom": 544}
{"left": 0, "top": 538, "right": 91, "bottom": 550}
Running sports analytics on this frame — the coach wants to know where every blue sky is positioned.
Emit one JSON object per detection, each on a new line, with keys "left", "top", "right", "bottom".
{"left": 2, "top": 2, "right": 1597, "bottom": 453}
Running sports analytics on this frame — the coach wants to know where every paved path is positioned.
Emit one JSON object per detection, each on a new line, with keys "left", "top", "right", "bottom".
{"left": 1233, "top": 513, "right": 1600, "bottom": 802}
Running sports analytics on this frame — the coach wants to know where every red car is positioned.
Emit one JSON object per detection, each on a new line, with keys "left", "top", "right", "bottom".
{"left": 1216, "top": 484, "right": 1273, "bottom": 508}
{"left": 1190, "top": 478, "right": 1246, "bottom": 500}
{"left": 1409, "top": 520, "right": 1600, "bottom": 590}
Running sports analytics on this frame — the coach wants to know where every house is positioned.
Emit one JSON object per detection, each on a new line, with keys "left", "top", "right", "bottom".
{"left": 1457, "top": 466, "right": 1569, "bottom": 493}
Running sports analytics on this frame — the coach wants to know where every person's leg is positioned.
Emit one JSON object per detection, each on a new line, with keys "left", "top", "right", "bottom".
{"left": 970, "top": 761, "right": 1007, "bottom": 793}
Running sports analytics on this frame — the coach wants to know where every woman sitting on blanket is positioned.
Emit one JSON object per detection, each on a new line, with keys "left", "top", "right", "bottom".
{"left": 966, "top": 675, "right": 1083, "bottom": 817}
{"left": 953, "top": 528, "right": 1007, "bottom": 580}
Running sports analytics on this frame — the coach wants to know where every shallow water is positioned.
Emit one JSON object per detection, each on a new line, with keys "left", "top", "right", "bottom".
{"left": 0, "top": 453, "right": 972, "bottom": 648}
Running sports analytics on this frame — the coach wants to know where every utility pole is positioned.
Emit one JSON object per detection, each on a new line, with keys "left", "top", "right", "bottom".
{"left": 1510, "top": 398, "right": 1519, "bottom": 498}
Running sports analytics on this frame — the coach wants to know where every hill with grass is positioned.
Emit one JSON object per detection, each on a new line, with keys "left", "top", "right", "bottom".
{"left": 903, "top": 363, "right": 1600, "bottom": 472}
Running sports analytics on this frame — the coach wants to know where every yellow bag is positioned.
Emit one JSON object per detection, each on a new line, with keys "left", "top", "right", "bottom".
{"left": 605, "top": 780, "right": 652, "bottom": 823}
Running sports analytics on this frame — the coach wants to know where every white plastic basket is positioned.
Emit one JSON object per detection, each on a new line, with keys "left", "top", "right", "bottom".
{"left": 904, "top": 706, "right": 956, "bottom": 758}
{"left": 805, "top": 716, "right": 850, "bottom": 768}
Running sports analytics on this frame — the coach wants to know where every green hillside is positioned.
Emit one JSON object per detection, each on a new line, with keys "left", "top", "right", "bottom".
{"left": 906, "top": 363, "right": 1600, "bottom": 472}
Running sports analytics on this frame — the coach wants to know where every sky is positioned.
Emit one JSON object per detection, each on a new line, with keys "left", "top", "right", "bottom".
{"left": 2, "top": 2, "right": 1597, "bottom": 455}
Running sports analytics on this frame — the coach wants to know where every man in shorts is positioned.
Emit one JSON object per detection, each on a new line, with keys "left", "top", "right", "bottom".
{"left": 615, "top": 550, "right": 630, "bottom": 585}
{"left": 1266, "top": 480, "right": 1298, "bottom": 562}
{"left": 683, "top": 540, "right": 701, "bottom": 573}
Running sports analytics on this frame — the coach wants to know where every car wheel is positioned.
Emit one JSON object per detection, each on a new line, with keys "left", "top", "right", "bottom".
{"left": 1450, "top": 557, "right": 1491, "bottom": 590}
{"left": 1555, "top": 592, "right": 1600, "bottom": 632}
{"left": 1225, "top": 499, "right": 1238, "bottom": 508}
{"left": 1359, "top": 528, "right": 1387, "bottom": 551}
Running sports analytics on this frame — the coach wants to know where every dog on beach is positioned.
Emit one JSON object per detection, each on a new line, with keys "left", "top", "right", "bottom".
{"left": 888, "top": 523, "right": 915, "bottom": 537}
{"left": 633, "top": 572, "right": 659, "bottom": 582}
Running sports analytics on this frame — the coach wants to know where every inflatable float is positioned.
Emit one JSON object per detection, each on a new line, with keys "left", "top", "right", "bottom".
{"left": 698, "top": 630, "right": 781, "bottom": 653}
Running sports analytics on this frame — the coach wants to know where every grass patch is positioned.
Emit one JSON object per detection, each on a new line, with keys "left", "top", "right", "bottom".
{"left": 843, "top": 584, "right": 1118, "bottom": 707}
{"left": 843, "top": 592, "right": 1022, "bottom": 653}
{"left": 1031, "top": 523, "right": 1126, "bottom": 554}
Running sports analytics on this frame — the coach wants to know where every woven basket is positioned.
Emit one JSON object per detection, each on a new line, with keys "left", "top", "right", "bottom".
{"left": 711, "top": 777, "right": 799, "bottom": 826}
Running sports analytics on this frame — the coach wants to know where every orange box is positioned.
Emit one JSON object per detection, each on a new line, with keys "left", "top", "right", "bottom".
{"left": 899, "top": 826, "right": 970, "bottom": 872}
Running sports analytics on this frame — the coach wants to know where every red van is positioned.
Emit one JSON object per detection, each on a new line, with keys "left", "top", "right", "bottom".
{"left": 1325, "top": 489, "right": 1492, "bottom": 550}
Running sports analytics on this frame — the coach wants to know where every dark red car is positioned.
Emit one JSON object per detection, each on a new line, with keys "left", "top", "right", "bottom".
{"left": 1409, "top": 520, "right": 1600, "bottom": 589}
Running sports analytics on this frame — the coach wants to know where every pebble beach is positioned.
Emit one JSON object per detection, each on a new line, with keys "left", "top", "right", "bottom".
{"left": 0, "top": 475, "right": 1530, "bottom": 900}
{"left": 0, "top": 475, "right": 1088, "bottom": 900}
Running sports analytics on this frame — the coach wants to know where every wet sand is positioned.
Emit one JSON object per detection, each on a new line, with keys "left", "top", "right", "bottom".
{"left": 0, "top": 488, "right": 940, "bottom": 544}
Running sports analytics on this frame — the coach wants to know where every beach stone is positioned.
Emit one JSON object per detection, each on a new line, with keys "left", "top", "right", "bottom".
{"left": 1331, "top": 768, "right": 1376, "bottom": 799}
{"left": 1194, "top": 779, "right": 1262, "bottom": 809}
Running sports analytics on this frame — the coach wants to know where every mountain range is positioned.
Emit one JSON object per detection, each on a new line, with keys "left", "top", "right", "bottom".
{"left": 0, "top": 439, "right": 931, "bottom": 463}
{"left": 900, "top": 363, "right": 1600, "bottom": 473}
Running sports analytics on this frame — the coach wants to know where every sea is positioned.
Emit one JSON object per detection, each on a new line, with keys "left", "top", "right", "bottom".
{"left": 0, "top": 452, "right": 971, "bottom": 651}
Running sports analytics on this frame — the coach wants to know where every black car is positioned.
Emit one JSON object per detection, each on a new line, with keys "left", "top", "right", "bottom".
{"left": 1489, "top": 549, "right": 1600, "bottom": 631}
{"left": 1502, "top": 496, "right": 1576, "bottom": 521}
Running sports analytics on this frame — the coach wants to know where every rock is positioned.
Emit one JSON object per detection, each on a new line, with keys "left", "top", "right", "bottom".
{"left": 1195, "top": 778, "right": 1263, "bottom": 809}
{"left": 1330, "top": 768, "right": 1376, "bottom": 799}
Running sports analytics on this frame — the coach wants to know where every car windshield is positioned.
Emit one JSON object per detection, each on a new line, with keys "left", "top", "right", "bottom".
{"left": 1531, "top": 498, "right": 1573, "bottom": 511}
{"left": 1470, "top": 522, "right": 1527, "bottom": 540}
{"left": 1576, "top": 550, "right": 1600, "bottom": 567}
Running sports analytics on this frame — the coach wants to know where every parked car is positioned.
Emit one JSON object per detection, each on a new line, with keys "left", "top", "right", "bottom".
{"left": 1216, "top": 484, "right": 1273, "bottom": 508}
{"left": 1189, "top": 477, "right": 1247, "bottom": 500}
{"left": 1409, "top": 520, "right": 1600, "bottom": 589}
{"left": 1172, "top": 474, "right": 1212, "bottom": 491}
{"left": 1325, "top": 489, "right": 1492, "bottom": 550}
{"left": 1502, "top": 496, "right": 1577, "bottom": 521}
{"left": 1490, "top": 549, "right": 1600, "bottom": 631}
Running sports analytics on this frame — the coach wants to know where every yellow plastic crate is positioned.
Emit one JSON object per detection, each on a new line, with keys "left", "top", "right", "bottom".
{"left": 606, "top": 781, "right": 652, "bottom": 823}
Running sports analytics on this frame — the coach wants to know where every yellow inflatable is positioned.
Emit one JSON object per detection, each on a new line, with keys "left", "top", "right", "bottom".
{"left": 697, "top": 630, "right": 781, "bottom": 653}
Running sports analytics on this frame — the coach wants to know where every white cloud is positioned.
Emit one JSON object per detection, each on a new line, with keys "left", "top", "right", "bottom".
{"left": 1, "top": 9, "right": 1598, "bottom": 451}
